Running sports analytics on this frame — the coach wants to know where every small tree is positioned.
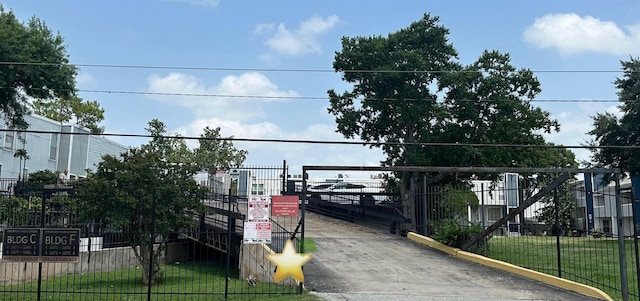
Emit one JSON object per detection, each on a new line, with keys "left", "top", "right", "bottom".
{"left": 536, "top": 184, "right": 575, "bottom": 236}
{"left": 76, "top": 120, "right": 208, "bottom": 286}
{"left": 13, "top": 148, "right": 29, "bottom": 181}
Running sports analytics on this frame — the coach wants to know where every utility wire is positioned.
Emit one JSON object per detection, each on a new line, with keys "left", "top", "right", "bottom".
{"left": 1, "top": 128, "right": 638, "bottom": 150}
{"left": 0, "top": 61, "right": 633, "bottom": 73}
{"left": 0, "top": 86, "right": 627, "bottom": 103}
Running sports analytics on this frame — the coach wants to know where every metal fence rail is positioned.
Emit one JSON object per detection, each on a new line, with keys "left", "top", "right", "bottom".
{"left": 299, "top": 166, "right": 638, "bottom": 301}
{"left": 0, "top": 163, "right": 306, "bottom": 300}
{"left": 411, "top": 174, "right": 639, "bottom": 301}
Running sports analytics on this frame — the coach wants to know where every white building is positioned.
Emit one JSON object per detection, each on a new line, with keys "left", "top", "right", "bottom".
{"left": 572, "top": 176, "right": 634, "bottom": 236}
{"left": 0, "top": 114, "right": 128, "bottom": 185}
{"left": 467, "top": 173, "right": 547, "bottom": 236}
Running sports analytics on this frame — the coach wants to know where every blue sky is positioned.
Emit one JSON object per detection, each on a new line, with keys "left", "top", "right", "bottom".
{"left": 3, "top": 0, "right": 640, "bottom": 176}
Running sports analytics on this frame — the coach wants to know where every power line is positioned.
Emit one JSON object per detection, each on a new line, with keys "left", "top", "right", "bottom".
{"left": 0, "top": 86, "right": 626, "bottom": 103}
{"left": 77, "top": 90, "right": 624, "bottom": 103}
{"left": 1, "top": 128, "right": 638, "bottom": 150}
{"left": 0, "top": 61, "right": 632, "bottom": 73}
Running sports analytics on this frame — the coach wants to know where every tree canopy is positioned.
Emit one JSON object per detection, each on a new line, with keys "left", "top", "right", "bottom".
{"left": 328, "top": 14, "right": 576, "bottom": 185}
{"left": 75, "top": 119, "right": 248, "bottom": 285}
{"left": 33, "top": 96, "right": 105, "bottom": 133}
{"left": 589, "top": 57, "right": 640, "bottom": 176}
{"left": 76, "top": 120, "right": 207, "bottom": 285}
{"left": 0, "top": 6, "right": 76, "bottom": 129}
{"left": 194, "top": 126, "right": 247, "bottom": 172}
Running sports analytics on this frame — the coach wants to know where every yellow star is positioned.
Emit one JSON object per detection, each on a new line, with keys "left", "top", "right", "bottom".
{"left": 266, "top": 239, "right": 313, "bottom": 283}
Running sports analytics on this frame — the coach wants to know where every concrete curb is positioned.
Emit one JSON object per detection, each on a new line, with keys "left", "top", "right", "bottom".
{"left": 407, "top": 232, "right": 614, "bottom": 301}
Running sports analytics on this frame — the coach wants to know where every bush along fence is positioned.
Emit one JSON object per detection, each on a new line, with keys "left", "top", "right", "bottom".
{"left": 0, "top": 164, "right": 306, "bottom": 301}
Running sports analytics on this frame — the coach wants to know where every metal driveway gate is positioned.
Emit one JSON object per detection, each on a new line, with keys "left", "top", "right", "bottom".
{"left": 301, "top": 165, "right": 639, "bottom": 301}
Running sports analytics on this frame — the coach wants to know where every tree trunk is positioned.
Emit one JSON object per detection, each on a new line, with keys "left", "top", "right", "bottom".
{"left": 140, "top": 241, "right": 155, "bottom": 286}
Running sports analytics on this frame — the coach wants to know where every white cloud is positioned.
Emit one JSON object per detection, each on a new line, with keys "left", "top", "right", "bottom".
{"left": 544, "top": 102, "right": 623, "bottom": 164}
{"left": 175, "top": 117, "right": 384, "bottom": 173}
{"left": 523, "top": 13, "right": 640, "bottom": 55}
{"left": 146, "top": 72, "right": 298, "bottom": 121}
{"left": 76, "top": 72, "right": 95, "bottom": 86}
{"left": 256, "top": 15, "right": 340, "bottom": 56}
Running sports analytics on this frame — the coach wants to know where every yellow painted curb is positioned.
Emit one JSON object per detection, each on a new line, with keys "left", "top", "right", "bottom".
{"left": 407, "top": 232, "right": 459, "bottom": 256}
{"left": 407, "top": 232, "right": 614, "bottom": 301}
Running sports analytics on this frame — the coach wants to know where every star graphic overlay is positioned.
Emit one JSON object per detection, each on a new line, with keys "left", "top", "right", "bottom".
{"left": 266, "top": 239, "right": 313, "bottom": 282}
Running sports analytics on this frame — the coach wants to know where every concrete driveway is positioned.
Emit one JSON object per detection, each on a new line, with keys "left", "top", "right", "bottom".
{"left": 302, "top": 212, "right": 601, "bottom": 301}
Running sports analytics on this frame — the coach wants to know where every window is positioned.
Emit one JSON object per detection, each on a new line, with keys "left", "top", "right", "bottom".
{"left": 602, "top": 218, "right": 612, "bottom": 234}
{"left": 251, "top": 183, "right": 264, "bottom": 195}
{"left": 4, "top": 131, "right": 14, "bottom": 149}
{"left": 487, "top": 207, "right": 503, "bottom": 221}
{"left": 49, "top": 133, "right": 58, "bottom": 160}
{"left": 16, "top": 131, "right": 25, "bottom": 148}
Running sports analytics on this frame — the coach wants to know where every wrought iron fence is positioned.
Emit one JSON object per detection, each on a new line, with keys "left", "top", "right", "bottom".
{"left": 410, "top": 173, "right": 639, "bottom": 301}
{"left": 298, "top": 166, "right": 638, "bottom": 301}
{"left": 0, "top": 163, "right": 306, "bottom": 300}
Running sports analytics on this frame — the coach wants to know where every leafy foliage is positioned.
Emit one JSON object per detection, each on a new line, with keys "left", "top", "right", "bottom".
{"left": 0, "top": 6, "right": 76, "bottom": 128}
{"left": 76, "top": 119, "right": 209, "bottom": 286}
{"left": 33, "top": 96, "right": 106, "bottom": 133}
{"left": 589, "top": 57, "right": 640, "bottom": 176}
{"left": 0, "top": 196, "right": 30, "bottom": 225}
{"left": 536, "top": 184, "right": 575, "bottom": 235}
{"left": 194, "top": 126, "right": 247, "bottom": 171}
{"left": 327, "top": 14, "right": 577, "bottom": 220}
{"left": 426, "top": 184, "right": 479, "bottom": 223}
{"left": 15, "top": 169, "right": 59, "bottom": 195}
{"left": 432, "top": 219, "right": 488, "bottom": 254}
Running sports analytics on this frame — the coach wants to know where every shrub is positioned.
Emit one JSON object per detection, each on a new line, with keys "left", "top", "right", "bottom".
{"left": 432, "top": 219, "right": 490, "bottom": 255}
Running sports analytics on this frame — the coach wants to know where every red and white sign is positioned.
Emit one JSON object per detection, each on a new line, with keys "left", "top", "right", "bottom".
{"left": 271, "top": 195, "right": 299, "bottom": 217}
{"left": 243, "top": 221, "right": 272, "bottom": 244}
{"left": 248, "top": 196, "right": 270, "bottom": 222}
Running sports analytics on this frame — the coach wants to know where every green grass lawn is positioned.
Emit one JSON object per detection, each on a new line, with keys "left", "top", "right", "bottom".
{"left": 486, "top": 236, "right": 640, "bottom": 301}
{"left": 0, "top": 262, "right": 323, "bottom": 301}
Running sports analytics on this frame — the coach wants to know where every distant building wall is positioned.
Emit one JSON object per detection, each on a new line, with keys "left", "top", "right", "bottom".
{"left": 0, "top": 114, "right": 127, "bottom": 179}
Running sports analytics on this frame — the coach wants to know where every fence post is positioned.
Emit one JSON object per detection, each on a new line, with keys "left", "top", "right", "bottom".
{"left": 147, "top": 186, "right": 156, "bottom": 301}
{"left": 631, "top": 175, "right": 640, "bottom": 299}
{"left": 37, "top": 192, "right": 46, "bottom": 301}
{"left": 615, "top": 174, "right": 629, "bottom": 301}
{"left": 481, "top": 183, "right": 486, "bottom": 255}
{"left": 554, "top": 188, "right": 562, "bottom": 278}
{"left": 584, "top": 173, "right": 595, "bottom": 234}
{"left": 420, "top": 174, "right": 427, "bottom": 235}
{"left": 225, "top": 190, "right": 232, "bottom": 300}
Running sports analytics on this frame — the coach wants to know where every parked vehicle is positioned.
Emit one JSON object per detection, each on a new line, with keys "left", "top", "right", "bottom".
{"left": 309, "top": 182, "right": 387, "bottom": 205}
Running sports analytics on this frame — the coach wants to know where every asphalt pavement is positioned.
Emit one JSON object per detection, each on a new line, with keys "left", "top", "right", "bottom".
{"left": 302, "top": 212, "right": 602, "bottom": 301}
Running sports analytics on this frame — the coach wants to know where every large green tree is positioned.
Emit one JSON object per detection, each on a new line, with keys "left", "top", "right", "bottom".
{"left": 33, "top": 96, "right": 105, "bottom": 133}
{"left": 589, "top": 57, "right": 640, "bottom": 176}
{"left": 194, "top": 126, "right": 247, "bottom": 171}
{"left": 328, "top": 14, "right": 576, "bottom": 218}
{"left": 76, "top": 120, "right": 207, "bottom": 286}
{"left": 0, "top": 6, "right": 76, "bottom": 128}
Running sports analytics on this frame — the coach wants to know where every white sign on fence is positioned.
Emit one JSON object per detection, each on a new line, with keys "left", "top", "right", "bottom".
{"left": 247, "top": 195, "right": 270, "bottom": 222}
{"left": 242, "top": 221, "right": 272, "bottom": 244}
